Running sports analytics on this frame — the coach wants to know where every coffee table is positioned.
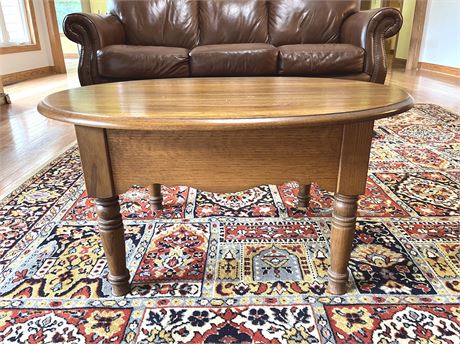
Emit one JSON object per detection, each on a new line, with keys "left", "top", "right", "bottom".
{"left": 38, "top": 77, "right": 413, "bottom": 296}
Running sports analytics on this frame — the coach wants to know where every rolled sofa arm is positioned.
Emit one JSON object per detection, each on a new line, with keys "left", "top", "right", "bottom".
{"left": 340, "top": 8, "right": 403, "bottom": 84}
{"left": 63, "top": 13, "right": 126, "bottom": 86}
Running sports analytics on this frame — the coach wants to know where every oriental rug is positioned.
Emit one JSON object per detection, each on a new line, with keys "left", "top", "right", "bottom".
{"left": 0, "top": 104, "right": 459, "bottom": 343}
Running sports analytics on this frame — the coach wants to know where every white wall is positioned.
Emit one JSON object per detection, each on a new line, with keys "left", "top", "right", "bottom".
{"left": 419, "top": 0, "right": 460, "bottom": 68}
{"left": 0, "top": 0, "right": 54, "bottom": 75}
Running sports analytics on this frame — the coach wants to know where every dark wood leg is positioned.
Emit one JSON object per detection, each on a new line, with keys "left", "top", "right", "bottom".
{"left": 327, "top": 194, "right": 359, "bottom": 295}
{"left": 298, "top": 183, "right": 311, "bottom": 208}
{"left": 148, "top": 183, "right": 163, "bottom": 211}
{"left": 96, "top": 196, "right": 131, "bottom": 296}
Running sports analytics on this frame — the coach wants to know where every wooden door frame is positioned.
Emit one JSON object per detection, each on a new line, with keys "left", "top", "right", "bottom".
{"left": 43, "top": 0, "right": 66, "bottom": 74}
{"left": 381, "top": 0, "right": 401, "bottom": 8}
{"left": 405, "top": 0, "right": 428, "bottom": 71}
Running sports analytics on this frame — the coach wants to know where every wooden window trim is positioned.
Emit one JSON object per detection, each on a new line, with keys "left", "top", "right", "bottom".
{"left": 0, "top": 0, "right": 41, "bottom": 55}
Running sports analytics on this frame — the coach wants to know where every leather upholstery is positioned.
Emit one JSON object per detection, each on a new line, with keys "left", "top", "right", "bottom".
{"left": 64, "top": 0, "right": 403, "bottom": 86}
{"left": 190, "top": 43, "right": 278, "bottom": 76}
{"left": 97, "top": 45, "right": 189, "bottom": 79}
{"left": 324, "top": 73, "right": 370, "bottom": 82}
{"left": 109, "top": 0, "right": 199, "bottom": 49}
{"left": 268, "top": 0, "right": 360, "bottom": 46}
{"left": 199, "top": 0, "right": 268, "bottom": 45}
{"left": 63, "top": 13, "right": 126, "bottom": 85}
{"left": 278, "top": 44, "right": 365, "bottom": 76}
{"left": 340, "top": 8, "right": 403, "bottom": 83}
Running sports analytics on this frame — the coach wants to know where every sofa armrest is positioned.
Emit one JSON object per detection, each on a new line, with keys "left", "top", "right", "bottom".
{"left": 340, "top": 8, "right": 402, "bottom": 84}
{"left": 63, "top": 13, "right": 126, "bottom": 86}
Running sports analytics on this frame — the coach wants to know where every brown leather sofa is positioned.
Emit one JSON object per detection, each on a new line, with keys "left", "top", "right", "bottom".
{"left": 64, "top": 0, "right": 402, "bottom": 86}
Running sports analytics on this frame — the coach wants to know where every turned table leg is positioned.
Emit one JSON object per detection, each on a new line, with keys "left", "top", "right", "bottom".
{"left": 298, "top": 183, "right": 311, "bottom": 208}
{"left": 327, "top": 194, "right": 359, "bottom": 294}
{"left": 96, "top": 196, "right": 131, "bottom": 296}
{"left": 148, "top": 183, "right": 163, "bottom": 211}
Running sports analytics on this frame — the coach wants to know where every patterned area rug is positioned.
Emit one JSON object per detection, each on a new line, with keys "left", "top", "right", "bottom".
{"left": 0, "top": 104, "right": 459, "bottom": 343}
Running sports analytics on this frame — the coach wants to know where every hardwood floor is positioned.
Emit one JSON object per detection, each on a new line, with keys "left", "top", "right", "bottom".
{"left": 0, "top": 65, "right": 459, "bottom": 198}
{"left": 0, "top": 64, "right": 79, "bottom": 198}
{"left": 387, "top": 68, "right": 460, "bottom": 113}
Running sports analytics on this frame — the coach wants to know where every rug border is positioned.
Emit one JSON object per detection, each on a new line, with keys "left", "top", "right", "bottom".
{"left": 427, "top": 102, "right": 460, "bottom": 116}
{"left": 0, "top": 141, "right": 77, "bottom": 202}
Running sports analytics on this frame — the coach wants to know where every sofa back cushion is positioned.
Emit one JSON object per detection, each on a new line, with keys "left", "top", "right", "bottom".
{"left": 97, "top": 45, "right": 190, "bottom": 79}
{"left": 199, "top": 0, "right": 268, "bottom": 45}
{"left": 109, "top": 0, "right": 360, "bottom": 48}
{"left": 109, "top": 0, "right": 199, "bottom": 49}
{"left": 268, "top": 0, "right": 360, "bottom": 46}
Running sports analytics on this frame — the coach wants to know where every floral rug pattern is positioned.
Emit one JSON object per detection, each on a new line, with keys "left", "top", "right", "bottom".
{"left": 0, "top": 104, "right": 459, "bottom": 343}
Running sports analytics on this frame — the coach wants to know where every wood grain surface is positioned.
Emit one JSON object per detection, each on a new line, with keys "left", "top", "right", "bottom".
{"left": 75, "top": 125, "right": 115, "bottom": 198}
{"left": 37, "top": 77, "right": 413, "bottom": 130}
{"left": 335, "top": 121, "right": 375, "bottom": 195}
{"left": 106, "top": 126, "right": 343, "bottom": 194}
{"left": 33, "top": 75, "right": 417, "bottom": 297}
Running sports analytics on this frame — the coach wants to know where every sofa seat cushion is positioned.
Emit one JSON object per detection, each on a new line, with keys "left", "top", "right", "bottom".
{"left": 331, "top": 73, "right": 370, "bottom": 82}
{"left": 190, "top": 43, "right": 278, "bottom": 77}
{"left": 97, "top": 45, "right": 189, "bottom": 79}
{"left": 278, "top": 44, "right": 365, "bottom": 76}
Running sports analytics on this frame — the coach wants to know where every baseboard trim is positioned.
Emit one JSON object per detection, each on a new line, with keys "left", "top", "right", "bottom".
{"left": 64, "top": 53, "right": 79, "bottom": 59}
{"left": 418, "top": 62, "right": 460, "bottom": 77}
{"left": 392, "top": 58, "right": 407, "bottom": 68}
{"left": 1, "top": 66, "right": 56, "bottom": 86}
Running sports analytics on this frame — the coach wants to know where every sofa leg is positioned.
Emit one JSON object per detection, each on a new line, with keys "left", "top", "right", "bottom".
{"left": 298, "top": 183, "right": 311, "bottom": 208}
{"left": 148, "top": 184, "right": 163, "bottom": 211}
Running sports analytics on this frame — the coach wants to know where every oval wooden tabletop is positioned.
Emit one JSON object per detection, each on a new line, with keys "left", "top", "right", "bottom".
{"left": 37, "top": 77, "right": 413, "bottom": 130}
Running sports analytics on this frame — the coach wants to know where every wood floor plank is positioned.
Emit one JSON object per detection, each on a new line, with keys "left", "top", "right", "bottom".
{"left": 0, "top": 69, "right": 79, "bottom": 198}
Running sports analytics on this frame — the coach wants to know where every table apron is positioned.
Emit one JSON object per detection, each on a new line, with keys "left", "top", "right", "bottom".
{"left": 107, "top": 125, "right": 344, "bottom": 194}
{"left": 75, "top": 122, "right": 374, "bottom": 197}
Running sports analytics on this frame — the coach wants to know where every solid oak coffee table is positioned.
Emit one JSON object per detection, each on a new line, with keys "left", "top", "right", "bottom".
{"left": 38, "top": 77, "right": 413, "bottom": 296}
